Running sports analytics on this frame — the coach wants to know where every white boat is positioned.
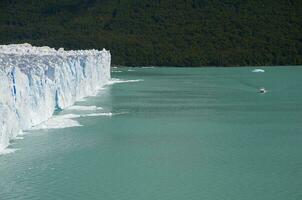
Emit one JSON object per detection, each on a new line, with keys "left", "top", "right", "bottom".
{"left": 259, "top": 88, "right": 267, "bottom": 94}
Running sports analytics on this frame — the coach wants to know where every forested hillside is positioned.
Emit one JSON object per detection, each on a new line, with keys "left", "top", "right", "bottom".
{"left": 0, "top": 0, "right": 301, "bottom": 66}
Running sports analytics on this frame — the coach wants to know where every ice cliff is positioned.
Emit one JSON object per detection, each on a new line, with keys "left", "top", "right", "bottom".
{"left": 0, "top": 44, "right": 111, "bottom": 152}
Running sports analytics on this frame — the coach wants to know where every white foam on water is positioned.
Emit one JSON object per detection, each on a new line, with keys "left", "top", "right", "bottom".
{"left": 67, "top": 106, "right": 103, "bottom": 111}
{"left": 0, "top": 148, "right": 19, "bottom": 155}
{"left": 107, "top": 78, "right": 144, "bottom": 85}
{"left": 141, "top": 66, "right": 155, "bottom": 68}
{"left": 112, "top": 70, "right": 122, "bottom": 73}
{"left": 128, "top": 69, "right": 135, "bottom": 71}
{"left": 252, "top": 69, "right": 265, "bottom": 73}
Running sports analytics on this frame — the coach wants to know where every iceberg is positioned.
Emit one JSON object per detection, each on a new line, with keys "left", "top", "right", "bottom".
{"left": 0, "top": 44, "right": 111, "bottom": 152}
{"left": 252, "top": 69, "right": 265, "bottom": 73}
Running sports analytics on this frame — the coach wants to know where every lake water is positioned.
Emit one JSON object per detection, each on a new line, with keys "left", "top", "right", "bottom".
{"left": 1, "top": 67, "right": 302, "bottom": 200}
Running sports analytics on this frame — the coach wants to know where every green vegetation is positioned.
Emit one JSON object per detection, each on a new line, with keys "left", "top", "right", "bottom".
{"left": 0, "top": 0, "right": 301, "bottom": 66}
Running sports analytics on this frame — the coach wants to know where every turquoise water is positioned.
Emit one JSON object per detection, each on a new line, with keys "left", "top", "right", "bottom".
{"left": 1, "top": 67, "right": 302, "bottom": 200}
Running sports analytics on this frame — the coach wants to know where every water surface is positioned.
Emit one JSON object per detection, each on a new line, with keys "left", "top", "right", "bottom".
{"left": 1, "top": 67, "right": 302, "bottom": 200}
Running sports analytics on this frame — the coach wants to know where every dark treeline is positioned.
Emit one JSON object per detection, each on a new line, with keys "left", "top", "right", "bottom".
{"left": 0, "top": 0, "right": 301, "bottom": 66}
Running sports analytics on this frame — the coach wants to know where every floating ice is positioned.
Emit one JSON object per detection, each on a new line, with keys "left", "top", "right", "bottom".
{"left": 31, "top": 111, "right": 115, "bottom": 130}
{"left": 81, "top": 112, "right": 128, "bottom": 117}
{"left": 67, "top": 106, "right": 103, "bottom": 111}
{"left": 0, "top": 148, "right": 19, "bottom": 155}
{"left": 107, "top": 78, "right": 143, "bottom": 85}
{"left": 30, "top": 114, "right": 82, "bottom": 130}
{"left": 83, "top": 112, "right": 113, "bottom": 117}
{"left": 13, "top": 136, "right": 24, "bottom": 140}
{"left": 0, "top": 43, "right": 111, "bottom": 152}
{"left": 252, "top": 69, "right": 265, "bottom": 73}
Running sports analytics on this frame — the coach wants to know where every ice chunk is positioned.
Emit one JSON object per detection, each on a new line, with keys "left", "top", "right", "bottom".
{"left": 67, "top": 105, "right": 103, "bottom": 111}
{"left": 252, "top": 69, "right": 265, "bottom": 73}
{"left": 107, "top": 78, "right": 143, "bottom": 85}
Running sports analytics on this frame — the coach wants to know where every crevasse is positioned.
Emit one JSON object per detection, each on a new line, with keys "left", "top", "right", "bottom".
{"left": 0, "top": 44, "right": 111, "bottom": 152}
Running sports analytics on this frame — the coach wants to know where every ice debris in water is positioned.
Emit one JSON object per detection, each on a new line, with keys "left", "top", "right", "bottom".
{"left": 252, "top": 69, "right": 265, "bottom": 73}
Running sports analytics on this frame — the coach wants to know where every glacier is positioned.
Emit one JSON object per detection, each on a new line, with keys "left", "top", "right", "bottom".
{"left": 0, "top": 44, "right": 111, "bottom": 152}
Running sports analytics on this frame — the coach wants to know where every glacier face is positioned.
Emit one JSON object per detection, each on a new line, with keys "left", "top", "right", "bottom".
{"left": 0, "top": 44, "right": 111, "bottom": 151}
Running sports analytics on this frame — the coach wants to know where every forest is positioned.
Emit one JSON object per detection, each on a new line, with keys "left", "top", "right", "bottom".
{"left": 0, "top": 0, "right": 301, "bottom": 66}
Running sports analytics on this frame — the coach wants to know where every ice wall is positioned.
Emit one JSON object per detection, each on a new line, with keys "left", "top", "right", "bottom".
{"left": 0, "top": 44, "right": 111, "bottom": 151}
